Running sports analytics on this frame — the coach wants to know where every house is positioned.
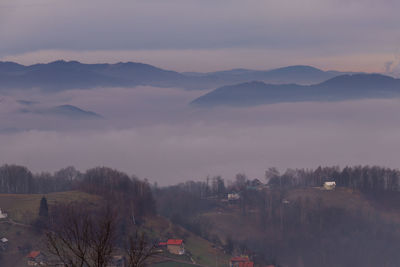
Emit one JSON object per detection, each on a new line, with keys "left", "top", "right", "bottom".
{"left": 27, "top": 251, "right": 46, "bottom": 266}
{"left": 323, "top": 181, "right": 336, "bottom": 190}
{"left": 230, "top": 257, "right": 254, "bottom": 267}
{"left": 0, "top": 237, "right": 8, "bottom": 251}
{"left": 166, "top": 239, "right": 185, "bottom": 255}
{"left": 228, "top": 192, "right": 240, "bottom": 202}
{"left": 0, "top": 208, "right": 7, "bottom": 219}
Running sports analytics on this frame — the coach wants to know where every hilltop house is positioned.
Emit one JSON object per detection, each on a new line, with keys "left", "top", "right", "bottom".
{"left": 0, "top": 208, "right": 8, "bottom": 219}
{"left": 323, "top": 181, "right": 336, "bottom": 190}
{"left": 27, "top": 251, "right": 46, "bottom": 266}
{"left": 230, "top": 256, "right": 254, "bottom": 267}
{"left": 228, "top": 192, "right": 240, "bottom": 202}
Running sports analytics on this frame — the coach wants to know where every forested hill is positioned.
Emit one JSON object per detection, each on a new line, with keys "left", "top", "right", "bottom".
{"left": 190, "top": 74, "right": 400, "bottom": 107}
{"left": 154, "top": 166, "right": 400, "bottom": 267}
{"left": 0, "top": 60, "right": 354, "bottom": 91}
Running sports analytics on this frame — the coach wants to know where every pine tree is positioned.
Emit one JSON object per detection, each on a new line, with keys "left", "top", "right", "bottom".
{"left": 39, "top": 196, "right": 49, "bottom": 217}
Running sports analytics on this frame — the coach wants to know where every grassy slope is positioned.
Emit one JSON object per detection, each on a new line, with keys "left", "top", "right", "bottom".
{"left": 0, "top": 191, "right": 100, "bottom": 267}
{"left": 201, "top": 187, "right": 400, "bottom": 242}
{"left": 0, "top": 191, "right": 229, "bottom": 267}
{"left": 0, "top": 191, "right": 100, "bottom": 223}
{"left": 145, "top": 216, "right": 230, "bottom": 267}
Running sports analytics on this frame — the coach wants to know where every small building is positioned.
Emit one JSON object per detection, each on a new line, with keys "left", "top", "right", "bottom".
{"left": 27, "top": 251, "right": 46, "bottom": 266}
{"left": 228, "top": 193, "right": 240, "bottom": 202}
{"left": 0, "top": 237, "right": 8, "bottom": 251}
{"left": 166, "top": 239, "right": 185, "bottom": 255}
{"left": 230, "top": 257, "right": 254, "bottom": 267}
{"left": 323, "top": 181, "right": 336, "bottom": 190}
{"left": 0, "top": 208, "right": 7, "bottom": 219}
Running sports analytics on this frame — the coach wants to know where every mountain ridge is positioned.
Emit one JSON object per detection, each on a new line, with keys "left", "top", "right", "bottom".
{"left": 190, "top": 73, "right": 400, "bottom": 107}
{"left": 0, "top": 60, "right": 365, "bottom": 91}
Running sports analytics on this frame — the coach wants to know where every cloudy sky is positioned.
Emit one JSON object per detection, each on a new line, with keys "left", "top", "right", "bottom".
{"left": 1, "top": 0, "right": 400, "bottom": 73}
{"left": 1, "top": 0, "right": 400, "bottom": 184}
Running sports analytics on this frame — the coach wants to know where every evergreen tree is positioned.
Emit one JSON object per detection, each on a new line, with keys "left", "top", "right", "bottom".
{"left": 39, "top": 196, "right": 49, "bottom": 217}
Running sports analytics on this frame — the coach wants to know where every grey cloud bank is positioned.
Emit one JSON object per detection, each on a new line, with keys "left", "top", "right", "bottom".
{"left": 1, "top": 86, "right": 400, "bottom": 185}
{"left": 1, "top": 0, "right": 400, "bottom": 72}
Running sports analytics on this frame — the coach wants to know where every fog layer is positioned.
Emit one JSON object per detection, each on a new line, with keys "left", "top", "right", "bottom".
{"left": 1, "top": 86, "right": 400, "bottom": 185}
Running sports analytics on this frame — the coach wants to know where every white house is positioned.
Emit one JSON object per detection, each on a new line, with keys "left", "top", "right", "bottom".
{"left": 323, "top": 181, "right": 336, "bottom": 190}
{"left": 0, "top": 237, "right": 9, "bottom": 251}
{"left": 0, "top": 209, "right": 7, "bottom": 219}
{"left": 228, "top": 193, "right": 240, "bottom": 201}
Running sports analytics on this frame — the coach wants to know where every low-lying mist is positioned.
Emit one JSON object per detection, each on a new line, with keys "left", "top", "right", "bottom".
{"left": 1, "top": 86, "right": 400, "bottom": 185}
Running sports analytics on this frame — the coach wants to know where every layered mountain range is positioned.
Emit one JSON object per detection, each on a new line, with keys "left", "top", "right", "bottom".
{"left": 0, "top": 60, "right": 356, "bottom": 91}
{"left": 191, "top": 74, "right": 400, "bottom": 107}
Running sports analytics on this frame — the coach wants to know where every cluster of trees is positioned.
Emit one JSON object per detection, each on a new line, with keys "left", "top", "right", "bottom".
{"left": 0, "top": 165, "right": 80, "bottom": 193}
{"left": 267, "top": 165, "right": 400, "bottom": 192}
{"left": 229, "top": 191, "right": 400, "bottom": 267}
{"left": 156, "top": 167, "right": 400, "bottom": 267}
{"left": 45, "top": 202, "right": 158, "bottom": 267}
{"left": 81, "top": 167, "right": 155, "bottom": 218}
{"left": 154, "top": 181, "right": 218, "bottom": 239}
{"left": 0, "top": 164, "right": 155, "bottom": 219}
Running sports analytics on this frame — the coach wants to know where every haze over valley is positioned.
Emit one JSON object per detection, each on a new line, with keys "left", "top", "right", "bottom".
{"left": 2, "top": 1, "right": 400, "bottom": 266}
{"left": 1, "top": 61, "right": 400, "bottom": 184}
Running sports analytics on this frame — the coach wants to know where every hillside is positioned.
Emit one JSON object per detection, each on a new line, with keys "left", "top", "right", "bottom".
{"left": 196, "top": 186, "right": 400, "bottom": 266}
{"left": 0, "top": 191, "right": 100, "bottom": 224}
{"left": 190, "top": 74, "right": 400, "bottom": 107}
{"left": 201, "top": 187, "right": 389, "bottom": 241}
{"left": 0, "top": 191, "right": 229, "bottom": 267}
{"left": 0, "top": 191, "right": 100, "bottom": 267}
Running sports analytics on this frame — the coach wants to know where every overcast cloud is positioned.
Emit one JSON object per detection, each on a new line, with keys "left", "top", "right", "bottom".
{"left": 1, "top": 0, "right": 400, "bottom": 72}
{"left": 1, "top": 1, "right": 400, "bottom": 184}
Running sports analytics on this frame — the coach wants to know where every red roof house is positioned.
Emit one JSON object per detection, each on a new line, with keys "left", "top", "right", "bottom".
{"left": 27, "top": 251, "right": 46, "bottom": 266}
{"left": 167, "top": 239, "right": 183, "bottom": 245}
{"left": 230, "top": 257, "right": 254, "bottom": 267}
{"left": 166, "top": 239, "right": 185, "bottom": 255}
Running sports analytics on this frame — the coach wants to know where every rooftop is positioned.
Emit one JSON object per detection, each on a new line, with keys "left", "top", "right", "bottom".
{"left": 28, "top": 251, "right": 41, "bottom": 259}
{"left": 167, "top": 239, "right": 183, "bottom": 245}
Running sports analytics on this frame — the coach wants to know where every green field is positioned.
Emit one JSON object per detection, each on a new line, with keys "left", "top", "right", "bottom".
{"left": 144, "top": 216, "right": 230, "bottom": 267}
{"left": 0, "top": 191, "right": 100, "bottom": 267}
{"left": 0, "top": 191, "right": 100, "bottom": 223}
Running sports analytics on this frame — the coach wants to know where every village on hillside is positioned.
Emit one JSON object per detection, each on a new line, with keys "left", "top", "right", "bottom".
{"left": 0, "top": 175, "right": 340, "bottom": 267}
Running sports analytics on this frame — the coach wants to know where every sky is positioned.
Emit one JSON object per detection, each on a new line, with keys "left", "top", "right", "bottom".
{"left": 1, "top": 0, "right": 400, "bottom": 185}
{"left": 0, "top": 0, "right": 400, "bottom": 73}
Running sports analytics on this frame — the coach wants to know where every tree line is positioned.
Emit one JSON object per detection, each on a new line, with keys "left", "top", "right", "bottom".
{"left": 0, "top": 164, "right": 156, "bottom": 219}
{"left": 267, "top": 165, "right": 400, "bottom": 192}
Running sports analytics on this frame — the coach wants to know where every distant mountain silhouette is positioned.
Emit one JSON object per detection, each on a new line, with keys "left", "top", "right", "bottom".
{"left": 20, "top": 104, "right": 102, "bottom": 119}
{"left": 186, "top": 65, "right": 360, "bottom": 85}
{"left": 0, "top": 60, "right": 185, "bottom": 90}
{"left": 0, "top": 60, "right": 358, "bottom": 91}
{"left": 190, "top": 74, "right": 400, "bottom": 107}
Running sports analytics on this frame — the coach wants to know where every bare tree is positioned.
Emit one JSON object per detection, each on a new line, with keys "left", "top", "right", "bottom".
{"left": 46, "top": 203, "right": 116, "bottom": 267}
{"left": 126, "top": 232, "right": 159, "bottom": 267}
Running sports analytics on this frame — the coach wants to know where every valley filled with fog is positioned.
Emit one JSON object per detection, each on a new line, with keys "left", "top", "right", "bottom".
{"left": 1, "top": 85, "right": 400, "bottom": 185}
